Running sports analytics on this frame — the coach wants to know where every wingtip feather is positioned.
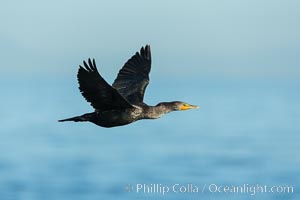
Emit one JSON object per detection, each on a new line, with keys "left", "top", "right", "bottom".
{"left": 93, "top": 58, "right": 96, "bottom": 67}
{"left": 144, "top": 44, "right": 151, "bottom": 60}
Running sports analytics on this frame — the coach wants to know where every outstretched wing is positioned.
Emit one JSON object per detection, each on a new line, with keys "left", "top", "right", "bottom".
{"left": 112, "top": 45, "right": 151, "bottom": 104}
{"left": 78, "top": 58, "right": 133, "bottom": 111}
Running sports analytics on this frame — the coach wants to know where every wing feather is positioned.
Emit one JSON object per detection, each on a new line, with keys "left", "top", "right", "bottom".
{"left": 112, "top": 45, "right": 151, "bottom": 104}
{"left": 77, "top": 58, "right": 133, "bottom": 111}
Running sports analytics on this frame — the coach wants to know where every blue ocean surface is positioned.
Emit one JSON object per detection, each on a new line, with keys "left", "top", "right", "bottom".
{"left": 0, "top": 78, "right": 299, "bottom": 200}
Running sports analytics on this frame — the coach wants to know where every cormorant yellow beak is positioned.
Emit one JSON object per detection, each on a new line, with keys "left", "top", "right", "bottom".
{"left": 180, "top": 104, "right": 199, "bottom": 111}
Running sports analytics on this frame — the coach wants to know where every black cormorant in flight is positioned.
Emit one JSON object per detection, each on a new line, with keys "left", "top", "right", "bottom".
{"left": 59, "top": 45, "right": 198, "bottom": 127}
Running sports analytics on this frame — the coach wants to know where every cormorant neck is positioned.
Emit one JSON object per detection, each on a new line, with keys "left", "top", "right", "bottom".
{"left": 143, "top": 102, "right": 176, "bottom": 119}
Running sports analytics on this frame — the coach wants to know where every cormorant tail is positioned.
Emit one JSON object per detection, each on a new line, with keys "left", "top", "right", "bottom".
{"left": 58, "top": 113, "right": 94, "bottom": 122}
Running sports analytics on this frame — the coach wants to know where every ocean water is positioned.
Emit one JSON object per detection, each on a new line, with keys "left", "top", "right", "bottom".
{"left": 1, "top": 78, "right": 299, "bottom": 200}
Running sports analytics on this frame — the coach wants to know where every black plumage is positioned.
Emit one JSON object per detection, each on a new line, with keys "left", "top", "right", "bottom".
{"left": 59, "top": 45, "right": 198, "bottom": 128}
{"left": 112, "top": 45, "right": 151, "bottom": 104}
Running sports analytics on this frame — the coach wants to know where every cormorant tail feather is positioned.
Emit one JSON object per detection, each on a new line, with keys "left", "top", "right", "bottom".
{"left": 58, "top": 113, "right": 93, "bottom": 122}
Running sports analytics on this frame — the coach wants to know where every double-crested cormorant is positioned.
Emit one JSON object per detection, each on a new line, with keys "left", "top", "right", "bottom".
{"left": 59, "top": 45, "right": 198, "bottom": 127}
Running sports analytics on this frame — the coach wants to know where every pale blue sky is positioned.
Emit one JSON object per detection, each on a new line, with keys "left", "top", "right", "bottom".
{"left": 1, "top": 0, "right": 299, "bottom": 79}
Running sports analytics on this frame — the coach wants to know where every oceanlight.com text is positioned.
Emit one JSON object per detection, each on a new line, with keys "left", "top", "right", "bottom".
{"left": 125, "top": 183, "right": 294, "bottom": 196}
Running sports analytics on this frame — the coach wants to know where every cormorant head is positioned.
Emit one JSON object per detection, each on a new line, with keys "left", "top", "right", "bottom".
{"left": 173, "top": 101, "right": 199, "bottom": 111}
{"left": 158, "top": 101, "right": 199, "bottom": 111}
